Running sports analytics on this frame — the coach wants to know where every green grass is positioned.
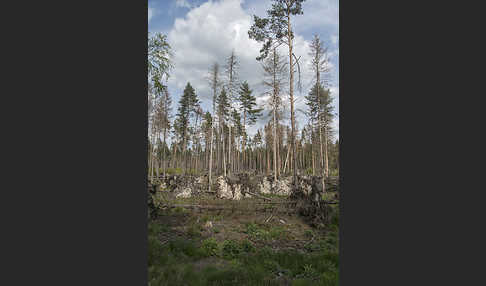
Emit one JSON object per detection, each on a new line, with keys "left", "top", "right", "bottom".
{"left": 187, "top": 221, "right": 203, "bottom": 238}
{"left": 148, "top": 205, "right": 339, "bottom": 286}
{"left": 160, "top": 168, "right": 200, "bottom": 175}
{"left": 244, "top": 222, "right": 289, "bottom": 242}
{"left": 321, "top": 192, "right": 336, "bottom": 202}
{"left": 148, "top": 229, "right": 339, "bottom": 285}
{"left": 201, "top": 238, "right": 219, "bottom": 257}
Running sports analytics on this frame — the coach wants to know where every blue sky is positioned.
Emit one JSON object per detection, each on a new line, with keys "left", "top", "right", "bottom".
{"left": 149, "top": 0, "right": 339, "bottom": 139}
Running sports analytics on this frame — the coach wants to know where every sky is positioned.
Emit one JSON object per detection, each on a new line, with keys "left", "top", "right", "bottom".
{"left": 148, "top": 0, "right": 339, "bottom": 140}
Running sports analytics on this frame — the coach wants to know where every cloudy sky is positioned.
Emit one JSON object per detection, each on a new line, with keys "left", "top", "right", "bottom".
{"left": 148, "top": 0, "right": 339, "bottom": 139}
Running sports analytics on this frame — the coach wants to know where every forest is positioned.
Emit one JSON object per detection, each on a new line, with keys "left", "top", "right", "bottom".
{"left": 148, "top": 0, "right": 339, "bottom": 285}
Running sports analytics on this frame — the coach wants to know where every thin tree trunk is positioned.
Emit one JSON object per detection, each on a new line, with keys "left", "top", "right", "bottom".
{"left": 283, "top": 144, "right": 290, "bottom": 173}
{"left": 221, "top": 122, "right": 226, "bottom": 176}
{"left": 272, "top": 48, "right": 278, "bottom": 182}
{"left": 316, "top": 61, "right": 326, "bottom": 191}
{"left": 287, "top": 13, "right": 297, "bottom": 184}
{"left": 172, "top": 142, "right": 177, "bottom": 169}
{"left": 311, "top": 125, "right": 315, "bottom": 176}
{"left": 228, "top": 124, "right": 231, "bottom": 174}
{"left": 163, "top": 126, "right": 167, "bottom": 178}
{"left": 266, "top": 143, "right": 270, "bottom": 175}
{"left": 208, "top": 123, "right": 214, "bottom": 192}
{"left": 324, "top": 125, "right": 329, "bottom": 177}
{"left": 150, "top": 125, "right": 157, "bottom": 183}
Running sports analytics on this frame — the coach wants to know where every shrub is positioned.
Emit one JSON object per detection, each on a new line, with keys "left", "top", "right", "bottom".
{"left": 168, "top": 239, "right": 204, "bottom": 259}
{"left": 201, "top": 238, "right": 219, "bottom": 257}
{"left": 245, "top": 222, "right": 270, "bottom": 241}
{"left": 329, "top": 169, "right": 339, "bottom": 177}
{"left": 269, "top": 226, "right": 287, "bottom": 240}
{"left": 187, "top": 222, "right": 202, "bottom": 238}
{"left": 221, "top": 239, "right": 242, "bottom": 259}
{"left": 240, "top": 239, "right": 256, "bottom": 253}
{"left": 245, "top": 223, "right": 259, "bottom": 236}
{"left": 302, "top": 264, "right": 318, "bottom": 278}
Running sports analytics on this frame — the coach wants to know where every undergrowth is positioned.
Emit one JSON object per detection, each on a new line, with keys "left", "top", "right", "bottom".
{"left": 148, "top": 218, "right": 339, "bottom": 286}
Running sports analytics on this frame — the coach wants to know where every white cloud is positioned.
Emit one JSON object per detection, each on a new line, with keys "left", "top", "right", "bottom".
{"left": 168, "top": 0, "right": 263, "bottom": 104}
{"left": 176, "top": 0, "right": 193, "bottom": 8}
{"left": 166, "top": 0, "right": 338, "bottom": 138}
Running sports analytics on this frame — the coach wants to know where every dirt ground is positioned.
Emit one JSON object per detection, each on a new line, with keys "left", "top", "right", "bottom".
{"left": 154, "top": 202, "right": 335, "bottom": 252}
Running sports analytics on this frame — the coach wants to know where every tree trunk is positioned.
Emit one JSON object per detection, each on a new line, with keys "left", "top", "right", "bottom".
{"left": 324, "top": 125, "right": 329, "bottom": 177}
{"left": 228, "top": 124, "right": 231, "bottom": 174}
{"left": 287, "top": 14, "right": 297, "bottom": 184}
{"left": 221, "top": 122, "right": 226, "bottom": 176}
{"left": 266, "top": 143, "right": 270, "bottom": 175}
{"left": 283, "top": 144, "right": 290, "bottom": 173}
{"left": 209, "top": 123, "right": 214, "bottom": 192}
{"left": 163, "top": 127, "right": 167, "bottom": 178}
{"left": 311, "top": 125, "right": 315, "bottom": 176}
{"left": 171, "top": 141, "right": 176, "bottom": 169}
{"left": 272, "top": 48, "right": 278, "bottom": 182}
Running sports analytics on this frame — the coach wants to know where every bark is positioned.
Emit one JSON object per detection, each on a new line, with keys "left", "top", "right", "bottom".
{"left": 163, "top": 126, "right": 167, "bottom": 178}
{"left": 283, "top": 144, "right": 291, "bottom": 173}
{"left": 272, "top": 48, "right": 278, "bottom": 182}
{"left": 228, "top": 124, "right": 231, "bottom": 174}
{"left": 209, "top": 123, "right": 214, "bottom": 192}
{"left": 287, "top": 13, "right": 297, "bottom": 184}
{"left": 324, "top": 125, "right": 329, "bottom": 178}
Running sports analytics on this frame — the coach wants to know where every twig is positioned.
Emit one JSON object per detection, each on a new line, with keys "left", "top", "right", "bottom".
{"left": 265, "top": 214, "right": 274, "bottom": 223}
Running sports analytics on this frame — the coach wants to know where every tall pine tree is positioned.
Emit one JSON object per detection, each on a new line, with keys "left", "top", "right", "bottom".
{"left": 249, "top": 0, "right": 306, "bottom": 184}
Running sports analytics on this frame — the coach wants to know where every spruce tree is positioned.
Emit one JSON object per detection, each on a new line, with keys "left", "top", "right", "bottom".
{"left": 176, "top": 82, "right": 199, "bottom": 155}
{"left": 239, "top": 81, "right": 263, "bottom": 126}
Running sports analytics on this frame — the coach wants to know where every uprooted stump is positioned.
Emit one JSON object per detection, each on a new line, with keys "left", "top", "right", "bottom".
{"left": 289, "top": 175, "right": 339, "bottom": 228}
{"left": 147, "top": 183, "right": 158, "bottom": 220}
{"left": 150, "top": 174, "right": 339, "bottom": 227}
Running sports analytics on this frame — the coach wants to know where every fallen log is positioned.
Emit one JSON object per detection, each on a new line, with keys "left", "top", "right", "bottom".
{"left": 160, "top": 204, "right": 291, "bottom": 213}
{"left": 245, "top": 190, "right": 273, "bottom": 201}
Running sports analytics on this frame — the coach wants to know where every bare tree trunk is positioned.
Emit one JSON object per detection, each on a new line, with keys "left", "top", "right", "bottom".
{"left": 148, "top": 139, "right": 153, "bottom": 182}
{"left": 216, "top": 129, "right": 220, "bottom": 173}
{"left": 150, "top": 125, "right": 157, "bottom": 183}
{"left": 272, "top": 49, "right": 278, "bottom": 182}
{"left": 228, "top": 124, "right": 231, "bottom": 174}
{"left": 324, "top": 125, "right": 329, "bottom": 178}
{"left": 172, "top": 141, "right": 177, "bottom": 169}
{"left": 182, "top": 137, "right": 187, "bottom": 174}
{"left": 208, "top": 123, "right": 214, "bottom": 192}
{"left": 266, "top": 143, "right": 270, "bottom": 175}
{"left": 222, "top": 125, "right": 226, "bottom": 176}
{"left": 311, "top": 125, "right": 315, "bottom": 176}
{"left": 287, "top": 14, "right": 297, "bottom": 184}
{"left": 316, "top": 61, "right": 326, "bottom": 191}
{"left": 242, "top": 111, "right": 247, "bottom": 174}
{"left": 162, "top": 126, "right": 167, "bottom": 178}
{"left": 283, "top": 144, "right": 291, "bottom": 173}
